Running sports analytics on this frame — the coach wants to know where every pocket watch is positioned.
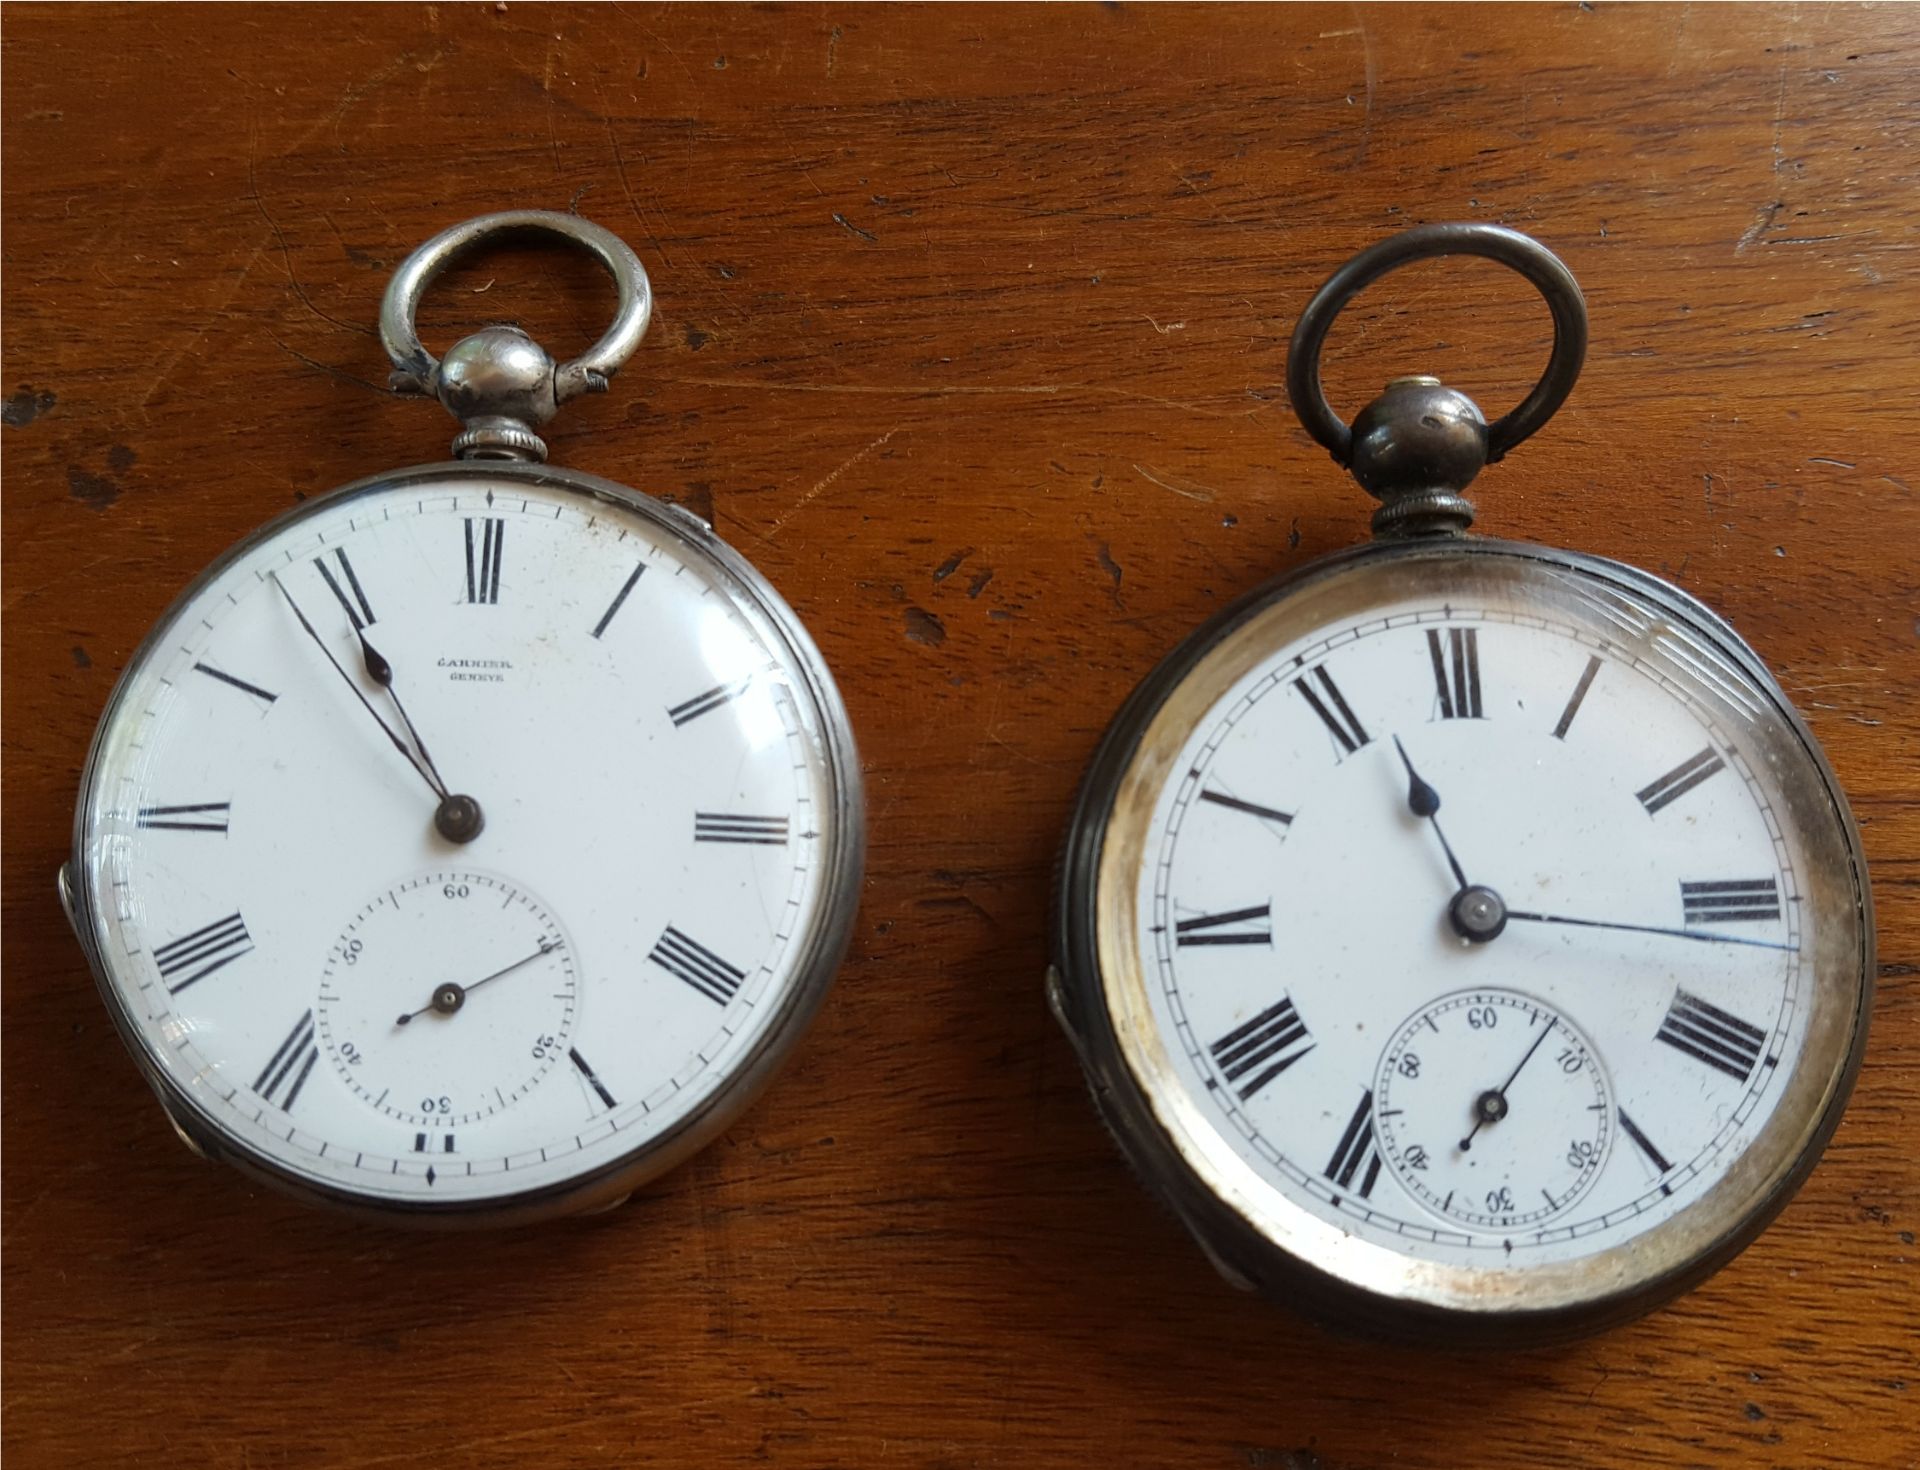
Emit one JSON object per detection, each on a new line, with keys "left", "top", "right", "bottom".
{"left": 1049, "top": 223, "right": 1873, "bottom": 1342}
{"left": 62, "top": 211, "right": 864, "bottom": 1224}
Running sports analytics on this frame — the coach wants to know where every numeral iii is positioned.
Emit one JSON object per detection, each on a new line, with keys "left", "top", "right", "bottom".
{"left": 694, "top": 812, "right": 790, "bottom": 845}
{"left": 1681, "top": 878, "right": 1781, "bottom": 925}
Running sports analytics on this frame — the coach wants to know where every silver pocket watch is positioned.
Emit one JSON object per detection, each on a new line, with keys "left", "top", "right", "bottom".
{"left": 1049, "top": 223, "right": 1873, "bottom": 1342}
{"left": 62, "top": 212, "right": 864, "bottom": 1224}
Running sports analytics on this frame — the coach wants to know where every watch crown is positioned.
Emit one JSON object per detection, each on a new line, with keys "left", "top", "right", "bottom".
{"left": 1348, "top": 375, "right": 1487, "bottom": 538}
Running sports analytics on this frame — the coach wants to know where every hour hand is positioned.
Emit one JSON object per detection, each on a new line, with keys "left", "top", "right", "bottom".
{"left": 1392, "top": 735, "right": 1470, "bottom": 890}
{"left": 270, "top": 574, "right": 442, "bottom": 802}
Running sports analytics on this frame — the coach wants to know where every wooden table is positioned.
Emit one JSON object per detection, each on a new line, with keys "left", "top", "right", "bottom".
{"left": 5, "top": 5, "right": 1915, "bottom": 1465}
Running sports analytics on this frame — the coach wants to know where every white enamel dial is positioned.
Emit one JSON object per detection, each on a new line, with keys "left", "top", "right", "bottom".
{"left": 74, "top": 467, "right": 856, "bottom": 1212}
{"left": 1141, "top": 599, "right": 1805, "bottom": 1264}
{"left": 1076, "top": 544, "right": 1870, "bottom": 1321}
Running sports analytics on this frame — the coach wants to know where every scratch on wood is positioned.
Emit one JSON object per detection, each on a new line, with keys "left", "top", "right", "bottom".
{"left": 1807, "top": 456, "right": 1857, "bottom": 469}
{"left": 1133, "top": 463, "right": 1216, "bottom": 502}
{"left": 246, "top": 124, "right": 371, "bottom": 338}
{"left": 1736, "top": 200, "right": 1783, "bottom": 253}
{"left": 833, "top": 212, "right": 878, "bottom": 243}
{"left": 1354, "top": 5, "right": 1378, "bottom": 160}
{"left": 765, "top": 427, "right": 901, "bottom": 540}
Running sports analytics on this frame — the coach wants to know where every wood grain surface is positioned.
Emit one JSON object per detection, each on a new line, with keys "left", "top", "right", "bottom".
{"left": 4, "top": 4, "right": 1916, "bottom": 1466}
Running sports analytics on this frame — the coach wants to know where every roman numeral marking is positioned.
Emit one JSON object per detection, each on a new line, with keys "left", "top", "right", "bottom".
{"left": 1552, "top": 654, "right": 1602, "bottom": 739}
{"left": 465, "top": 517, "right": 505, "bottom": 604}
{"left": 590, "top": 563, "right": 646, "bottom": 639}
{"left": 152, "top": 912, "right": 253, "bottom": 994}
{"left": 667, "top": 678, "right": 752, "bottom": 728}
{"left": 1198, "top": 789, "right": 1294, "bottom": 827}
{"left": 1427, "top": 627, "right": 1483, "bottom": 719}
{"left": 569, "top": 1046, "right": 617, "bottom": 1109}
{"left": 1617, "top": 1107, "right": 1672, "bottom": 1174}
{"left": 193, "top": 662, "right": 278, "bottom": 707}
{"left": 649, "top": 926, "right": 747, "bottom": 1004}
{"left": 1294, "top": 666, "right": 1370, "bottom": 756}
{"left": 1208, "top": 997, "right": 1314, "bottom": 1100}
{"left": 1656, "top": 989, "right": 1767, "bottom": 1082}
{"left": 694, "top": 812, "right": 791, "bottom": 846}
{"left": 1324, "top": 1090, "right": 1382, "bottom": 1202}
{"left": 1682, "top": 878, "right": 1782, "bottom": 925}
{"left": 1637, "top": 747, "right": 1726, "bottom": 815}
{"left": 1174, "top": 903, "right": 1272, "bottom": 947}
{"left": 314, "top": 548, "right": 376, "bottom": 629}
{"left": 137, "top": 802, "right": 231, "bottom": 833}
{"left": 254, "top": 1010, "right": 318, "bottom": 1111}
{"left": 414, "top": 1132, "right": 457, "bottom": 1153}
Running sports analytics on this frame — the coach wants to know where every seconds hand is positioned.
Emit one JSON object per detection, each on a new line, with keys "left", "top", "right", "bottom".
{"left": 1460, "top": 1015, "right": 1557, "bottom": 1152}
{"left": 395, "top": 940, "right": 564, "bottom": 1026}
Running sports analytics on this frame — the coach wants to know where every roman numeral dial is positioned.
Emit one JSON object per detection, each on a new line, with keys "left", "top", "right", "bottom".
{"left": 1138, "top": 590, "right": 1825, "bottom": 1270}
{"left": 83, "top": 477, "right": 843, "bottom": 1209}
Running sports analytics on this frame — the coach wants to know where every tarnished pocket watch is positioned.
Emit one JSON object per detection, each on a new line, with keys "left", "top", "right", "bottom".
{"left": 1050, "top": 223, "right": 1873, "bottom": 1342}
{"left": 62, "top": 212, "right": 864, "bottom": 1224}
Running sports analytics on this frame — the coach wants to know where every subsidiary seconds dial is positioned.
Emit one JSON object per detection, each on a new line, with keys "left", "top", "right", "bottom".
{"left": 1373, "top": 990, "right": 1613, "bottom": 1231}
{"left": 317, "top": 872, "right": 576, "bottom": 1129}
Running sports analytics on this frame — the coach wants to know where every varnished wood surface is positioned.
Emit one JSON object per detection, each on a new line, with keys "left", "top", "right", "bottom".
{"left": 4, "top": 5, "right": 1916, "bottom": 1466}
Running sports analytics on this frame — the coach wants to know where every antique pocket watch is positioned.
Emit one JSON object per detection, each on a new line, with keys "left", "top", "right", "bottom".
{"left": 1050, "top": 224, "right": 1873, "bottom": 1341}
{"left": 62, "top": 212, "right": 864, "bottom": 1224}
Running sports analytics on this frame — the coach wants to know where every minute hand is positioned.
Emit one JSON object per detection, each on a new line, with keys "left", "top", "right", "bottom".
{"left": 270, "top": 573, "right": 442, "bottom": 801}
{"left": 1504, "top": 909, "right": 1797, "bottom": 953}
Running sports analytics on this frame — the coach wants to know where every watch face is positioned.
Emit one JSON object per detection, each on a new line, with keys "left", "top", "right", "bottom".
{"left": 1068, "top": 541, "right": 1870, "bottom": 1327}
{"left": 72, "top": 463, "right": 860, "bottom": 1217}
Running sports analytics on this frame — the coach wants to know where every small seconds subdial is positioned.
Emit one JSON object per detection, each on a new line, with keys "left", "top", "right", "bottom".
{"left": 317, "top": 872, "right": 577, "bottom": 1129}
{"left": 1374, "top": 989, "right": 1613, "bottom": 1231}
